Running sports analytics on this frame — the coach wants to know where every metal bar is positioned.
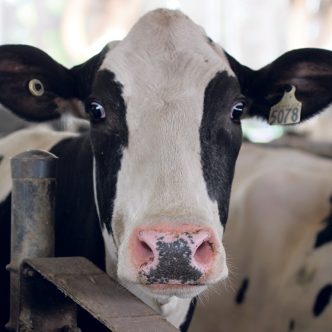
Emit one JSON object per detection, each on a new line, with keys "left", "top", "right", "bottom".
{"left": 6, "top": 150, "right": 58, "bottom": 331}
{"left": 20, "top": 257, "right": 178, "bottom": 332}
{"left": 19, "top": 263, "right": 78, "bottom": 332}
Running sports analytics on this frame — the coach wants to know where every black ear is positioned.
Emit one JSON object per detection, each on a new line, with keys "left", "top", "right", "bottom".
{"left": 0, "top": 44, "right": 107, "bottom": 121}
{"left": 226, "top": 48, "right": 332, "bottom": 124}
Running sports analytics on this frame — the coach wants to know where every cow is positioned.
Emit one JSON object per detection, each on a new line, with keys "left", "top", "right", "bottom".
{"left": 1, "top": 8, "right": 332, "bottom": 331}
{"left": 190, "top": 143, "right": 332, "bottom": 332}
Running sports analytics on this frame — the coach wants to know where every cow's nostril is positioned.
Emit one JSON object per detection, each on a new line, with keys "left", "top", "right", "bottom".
{"left": 138, "top": 240, "right": 154, "bottom": 265}
{"left": 193, "top": 240, "right": 213, "bottom": 266}
{"left": 141, "top": 241, "right": 153, "bottom": 256}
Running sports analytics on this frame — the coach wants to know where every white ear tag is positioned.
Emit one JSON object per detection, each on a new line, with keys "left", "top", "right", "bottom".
{"left": 268, "top": 86, "right": 302, "bottom": 125}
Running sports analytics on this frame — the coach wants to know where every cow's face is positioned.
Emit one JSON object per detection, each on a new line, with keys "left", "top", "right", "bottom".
{"left": 1, "top": 9, "right": 332, "bottom": 301}
{"left": 88, "top": 10, "right": 242, "bottom": 298}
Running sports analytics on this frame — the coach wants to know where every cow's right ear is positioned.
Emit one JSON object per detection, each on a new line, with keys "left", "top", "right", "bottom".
{"left": 0, "top": 44, "right": 106, "bottom": 121}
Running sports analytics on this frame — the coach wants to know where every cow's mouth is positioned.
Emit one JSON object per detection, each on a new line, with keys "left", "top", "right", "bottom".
{"left": 142, "top": 283, "right": 207, "bottom": 298}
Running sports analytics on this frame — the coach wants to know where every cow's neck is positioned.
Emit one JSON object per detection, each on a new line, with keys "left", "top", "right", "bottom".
{"left": 50, "top": 134, "right": 105, "bottom": 268}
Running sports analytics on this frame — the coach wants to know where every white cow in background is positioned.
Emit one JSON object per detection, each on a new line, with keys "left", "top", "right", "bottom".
{"left": 190, "top": 142, "right": 332, "bottom": 332}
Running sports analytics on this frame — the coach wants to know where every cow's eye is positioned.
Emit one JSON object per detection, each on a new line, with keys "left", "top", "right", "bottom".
{"left": 85, "top": 101, "right": 106, "bottom": 121}
{"left": 231, "top": 101, "right": 246, "bottom": 123}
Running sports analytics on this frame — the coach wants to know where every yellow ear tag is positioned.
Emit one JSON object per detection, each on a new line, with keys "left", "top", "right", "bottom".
{"left": 268, "top": 85, "right": 302, "bottom": 125}
{"left": 28, "top": 79, "right": 45, "bottom": 97}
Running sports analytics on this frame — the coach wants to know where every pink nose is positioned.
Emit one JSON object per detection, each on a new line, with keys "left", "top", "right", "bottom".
{"left": 131, "top": 227, "right": 216, "bottom": 284}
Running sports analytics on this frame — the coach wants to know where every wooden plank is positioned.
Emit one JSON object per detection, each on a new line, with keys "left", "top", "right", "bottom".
{"left": 23, "top": 257, "right": 178, "bottom": 332}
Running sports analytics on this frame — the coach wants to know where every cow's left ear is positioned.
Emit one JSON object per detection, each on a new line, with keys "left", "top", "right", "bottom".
{"left": 0, "top": 44, "right": 106, "bottom": 121}
{"left": 226, "top": 48, "right": 332, "bottom": 124}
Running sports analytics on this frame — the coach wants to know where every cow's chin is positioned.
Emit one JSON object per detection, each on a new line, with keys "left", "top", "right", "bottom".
{"left": 139, "top": 283, "right": 207, "bottom": 299}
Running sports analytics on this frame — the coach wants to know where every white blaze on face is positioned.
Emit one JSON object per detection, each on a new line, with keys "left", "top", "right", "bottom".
{"left": 99, "top": 9, "right": 234, "bottom": 285}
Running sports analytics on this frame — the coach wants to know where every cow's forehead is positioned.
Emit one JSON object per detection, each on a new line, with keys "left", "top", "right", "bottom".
{"left": 100, "top": 9, "right": 234, "bottom": 93}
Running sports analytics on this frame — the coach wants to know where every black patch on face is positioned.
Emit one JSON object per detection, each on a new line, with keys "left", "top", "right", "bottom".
{"left": 140, "top": 238, "right": 202, "bottom": 284}
{"left": 200, "top": 71, "right": 243, "bottom": 226}
{"left": 235, "top": 278, "right": 249, "bottom": 304}
{"left": 180, "top": 297, "right": 197, "bottom": 332}
{"left": 0, "top": 155, "right": 3, "bottom": 164}
{"left": 313, "top": 284, "right": 332, "bottom": 317}
{"left": 314, "top": 196, "right": 332, "bottom": 249}
{"left": 288, "top": 319, "right": 295, "bottom": 331}
{"left": 89, "top": 70, "right": 128, "bottom": 234}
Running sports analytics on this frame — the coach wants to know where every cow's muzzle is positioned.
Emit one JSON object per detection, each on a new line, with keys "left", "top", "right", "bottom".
{"left": 131, "top": 226, "right": 218, "bottom": 285}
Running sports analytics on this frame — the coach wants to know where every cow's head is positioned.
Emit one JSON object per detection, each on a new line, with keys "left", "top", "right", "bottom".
{"left": 1, "top": 9, "right": 332, "bottom": 300}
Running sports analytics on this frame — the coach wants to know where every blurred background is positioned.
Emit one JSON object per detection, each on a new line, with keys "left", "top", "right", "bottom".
{"left": 0, "top": 0, "right": 331, "bottom": 141}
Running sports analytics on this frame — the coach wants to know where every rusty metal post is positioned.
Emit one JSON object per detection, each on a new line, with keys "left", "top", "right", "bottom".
{"left": 6, "top": 150, "right": 57, "bottom": 331}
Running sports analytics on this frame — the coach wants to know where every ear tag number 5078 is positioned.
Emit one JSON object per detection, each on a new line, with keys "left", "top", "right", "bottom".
{"left": 268, "top": 86, "right": 302, "bottom": 125}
